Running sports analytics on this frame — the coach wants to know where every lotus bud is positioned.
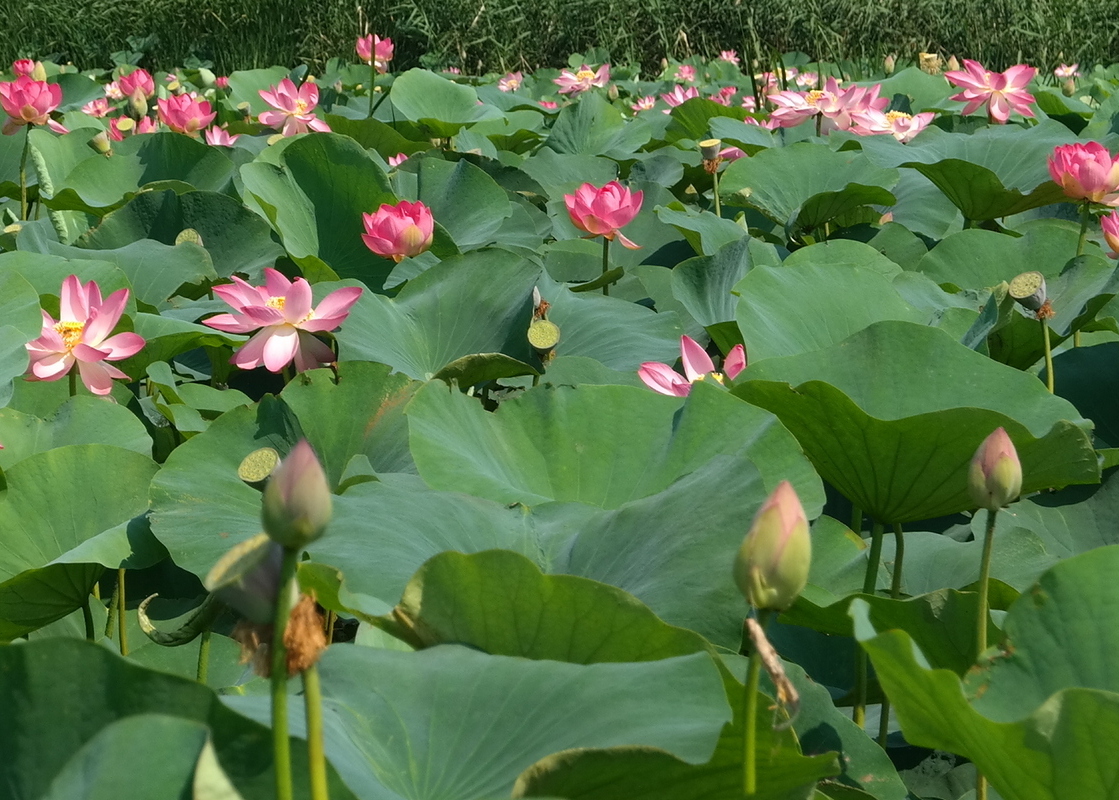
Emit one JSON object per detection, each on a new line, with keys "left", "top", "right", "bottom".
{"left": 128, "top": 89, "right": 148, "bottom": 120}
{"left": 968, "top": 427, "right": 1022, "bottom": 511}
{"left": 31, "top": 62, "right": 47, "bottom": 82}
{"left": 918, "top": 52, "right": 942, "bottom": 75}
{"left": 261, "top": 440, "right": 332, "bottom": 548}
{"left": 1009, "top": 271, "right": 1047, "bottom": 312}
{"left": 607, "top": 84, "right": 619, "bottom": 101}
{"left": 87, "top": 130, "right": 112, "bottom": 156}
{"left": 883, "top": 54, "right": 896, "bottom": 75}
{"left": 733, "top": 481, "right": 811, "bottom": 611}
{"left": 699, "top": 138, "right": 723, "bottom": 160}
{"left": 1062, "top": 79, "right": 1076, "bottom": 97}
{"left": 946, "top": 55, "right": 960, "bottom": 72}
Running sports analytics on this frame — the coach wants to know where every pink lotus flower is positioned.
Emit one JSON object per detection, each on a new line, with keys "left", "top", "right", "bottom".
{"left": 444, "top": 67, "right": 461, "bottom": 75}
{"left": 719, "top": 51, "right": 740, "bottom": 65}
{"left": 157, "top": 93, "right": 216, "bottom": 134}
{"left": 104, "top": 81, "right": 124, "bottom": 101}
{"left": 945, "top": 59, "right": 1037, "bottom": 124}
{"left": 720, "top": 146, "right": 747, "bottom": 161}
{"left": 554, "top": 64, "right": 609, "bottom": 95}
{"left": 639, "top": 335, "right": 746, "bottom": 396}
{"left": 361, "top": 200, "right": 435, "bottom": 261}
{"left": 769, "top": 77, "right": 887, "bottom": 131}
{"left": 0, "top": 76, "right": 62, "bottom": 134}
{"left": 356, "top": 34, "right": 394, "bottom": 73}
{"left": 795, "top": 71, "right": 819, "bottom": 88}
{"left": 205, "top": 125, "right": 240, "bottom": 146}
{"left": 82, "top": 97, "right": 110, "bottom": 117}
{"left": 708, "top": 91, "right": 732, "bottom": 107}
{"left": 387, "top": 152, "right": 408, "bottom": 167}
{"left": 215, "top": 76, "right": 230, "bottom": 89}
{"left": 1101, "top": 211, "right": 1119, "bottom": 259}
{"left": 660, "top": 84, "right": 699, "bottom": 111}
{"left": 498, "top": 71, "right": 523, "bottom": 92}
{"left": 258, "top": 78, "right": 331, "bottom": 136}
{"left": 675, "top": 64, "right": 697, "bottom": 83}
{"left": 203, "top": 268, "right": 362, "bottom": 373}
{"left": 118, "top": 68, "right": 154, "bottom": 99}
{"left": 539, "top": 100, "right": 559, "bottom": 110}
{"left": 12, "top": 59, "right": 39, "bottom": 77}
{"left": 741, "top": 95, "right": 757, "bottom": 111}
{"left": 1054, "top": 64, "right": 1079, "bottom": 79}
{"left": 25, "top": 275, "right": 146, "bottom": 395}
{"left": 564, "top": 181, "right": 644, "bottom": 249}
{"left": 852, "top": 109, "right": 935, "bottom": 143}
{"left": 630, "top": 96, "right": 657, "bottom": 113}
{"left": 1047, "top": 142, "right": 1119, "bottom": 205}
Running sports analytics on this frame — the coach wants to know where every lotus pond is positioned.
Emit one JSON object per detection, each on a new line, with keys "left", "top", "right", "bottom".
{"left": 2, "top": 47, "right": 1119, "bottom": 800}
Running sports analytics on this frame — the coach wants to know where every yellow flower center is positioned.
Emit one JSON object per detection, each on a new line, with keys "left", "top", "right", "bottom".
{"left": 507, "top": 78, "right": 521, "bottom": 89}
{"left": 294, "top": 99, "right": 309, "bottom": 115}
{"left": 691, "top": 372, "right": 726, "bottom": 386}
{"left": 266, "top": 296, "right": 286, "bottom": 310}
{"left": 805, "top": 90, "right": 825, "bottom": 106}
{"left": 885, "top": 111, "right": 912, "bottom": 123}
{"left": 575, "top": 69, "right": 596, "bottom": 81}
{"left": 54, "top": 321, "right": 85, "bottom": 350}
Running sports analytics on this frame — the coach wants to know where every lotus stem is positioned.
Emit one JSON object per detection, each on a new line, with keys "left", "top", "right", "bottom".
{"left": 712, "top": 169, "right": 721, "bottom": 219}
{"left": 1041, "top": 319, "right": 1054, "bottom": 393}
{"left": 743, "top": 608, "right": 772, "bottom": 796}
{"left": 19, "top": 128, "right": 29, "bottom": 221}
{"left": 368, "top": 61, "right": 376, "bottom": 118}
{"left": 1074, "top": 202, "right": 1092, "bottom": 346}
{"left": 68, "top": 370, "right": 77, "bottom": 397}
{"left": 854, "top": 520, "right": 885, "bottom": 728}
{"left": 117, "top": 568, "right": 128, "bottom": 656}
{"left": 271, "top": 547, "right": 300, "bottom": 800}
{"left": 303, "top": 664, "right": 330, "bottom": 800}
{"left": 82, "top": 595, "right": 95, "bottom": 641}
{"left": 850, "top": 505, "right": 862, "bottom": 535}
{"left": 325, "top": 610, "right": 336, "bottom": 645}
{"left": 105, "top": 579, "right": 118, "bottom": 639}
{"left": 875, "top": 522, "right": 906, "bottom": 747}
{"left": 197, "top": 628, "right": 211, "bottom": 684}
{"left": 974, "top": 507, "right": 998, "bottom": 800}
{"left": 601, "top": 236, "right": 610, "bottom": 297}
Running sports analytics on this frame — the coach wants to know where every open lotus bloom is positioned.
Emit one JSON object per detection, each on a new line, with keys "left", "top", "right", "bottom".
{"left": 117, "top": 68, "right": 154, "bottom": 99}
{"left": 498, "top": 71, "right": 523, "bottom": 92}
{"left": 851, "top": 109, "right": 935, "bottom": 143}
{"left": 258, "top": 78, "right": 331, "bottom": 136}
{"left": 553, "top": 64, "right": 609, "bottom": 95}
{"left": 1047, "top": 142, "right": 1119, "bottom": 205}
{"left": 1102, "top": 211, "right": 1119, "bottom": 259}
{"left": 0, "top": 75, "right": 62, "bottom": 134}
{"left": 361, "top": 200, "right": 435, "bottom": 261}
{"left": 157, "top": 93, "right": 216, "bottom": 134}
{"left": 25, "top": 275, "right": 146, "bottom": 395}
{"left": 205, "top": 125, "right": 240, "bottom": 146}
{"left": 638, "top": 335, "right": 747, "bottom": 396}
{"left": 203, "top": 268, "right": 362, "bottom": 373}
{"left": 945, "top": 59, "right": 1036, "bottom": 123}
{"left": 563, "top": 181, "right": 644, "bottom": 249}
{"left": 660, "top": 85, "right": 699, "bottom": 110}
{"left": 356, "top": 34, "right": 394, "bottom": 72}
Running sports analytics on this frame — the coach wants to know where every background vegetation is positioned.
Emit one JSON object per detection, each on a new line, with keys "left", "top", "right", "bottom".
{"left": 5, "top": 0, "right": 1117, "bottom": 76}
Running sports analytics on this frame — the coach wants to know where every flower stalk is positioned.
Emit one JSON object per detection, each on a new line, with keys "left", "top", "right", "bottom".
{"left": 601, "top": 236, "right": 611, "bottom": 297}
{"left": 117, "top": 567, "right": 128, "bottom": 656}
{"left": 742, "top": 608, "right": 772, "bottom": 795}
{"left": 303, "top": 663, "right": 330, "bottom": 800}
{"left": 854, "top": 519, "right": 885, "bottom": 728}
{"left": 270, "top": 546, "right": 300, "bottom": 800}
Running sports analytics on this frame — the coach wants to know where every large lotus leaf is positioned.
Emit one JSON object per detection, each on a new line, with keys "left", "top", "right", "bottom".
{"left": 42, "top": 131, "right": 235, "bottom": 215}
{"left": 876, "top": 66, "right": 955, "bottom": 113}
{"left": 918, "top": 223, "right": 1082, "bottom": 290}
{"left": 0, "top": 249, "right": 132, "bottom": 299}
{"left": 0, "top": 124, "right": 27, "bottom": 199}
{"left": 324, "top": 116, "right": 432, "bottom": 160}
{"left": 0, "top": 268, "right": 42, "bottom": 406}
{"left": 883, "top": 168, "right": 963, "bottom": 241}
{"left": 735, "top": 264, "right": 927, "bottom": 362}
{"left": 240, "top": 133, "right": 398, "bottom": 289}
{"left": 150, "top": 366, "right": 420, "bottom": 578}
{"left": 388, "top": 68, "right": 503, "bottom": 136}
{"left": 0, "top": 638, "right": 355, "bottom": 800}
{"left": 225, "top": 66, "right": 291, "bottom": 115}
{"left": 547, "top": 92, "right": 652, "bottom": 158}
{"left": 518, "top": 149, "right": 618, "bottom": 198}
{"left": 853, "top": 548, "right": 1119, "bottom": 800}
{"left": 1050, "top": 342, "right": 1119, "bottom": 447}
{"left": 390, "top": 156, "right": 513, "bottom": 249}
{"left": 656, "top": 203, "right": 748, "bottom": 257}
{"left": 853, "top": 121, "right": 1074, "bottom": 221}
{"left": 0, "top": 445, "right": 159, "bottom": 639}
{"left": 515, "top": 662, "right": 839, "bottom": 800}
{"left": 672, "top": 237, "right": 753, "bottom": 327}
{"left": 77, "top": 189, "right": 284, "bottom": 280}
{"left": 664, "top": 97, "right": 754, "bottom": 144}
{"left": 0, "top": 325, "right": 31, "bottom": 409}
{"left": 719, "top": 143, "right": 898, "bottom": 232}
{"left": 115, "top": 313, "right": 240, "bottom": 378}
{"left": 225, "top": 644, "right": 731, "bottom": 800}
{"left": 707, "top": 116, "right": 777, "bottom": 154}
{"left": 332, "top": 249, "right": 540, "bottom": 380}
{"left": 385, "top": 549, "right": 712, "bottom": 661}
{"left": 534, "top": 281, "right": 682, "bottom": 371}
{"left": 734, "top": 321, "right": 1099, "bottom": 522}
{"left": 0, "top": 396, "right": 151, "bottom": 469}
{"left": 407, "top": 379, "right": 824, "bottom": 511}
{"left": 782, "top": 240, "right": 901, "bottom": 277}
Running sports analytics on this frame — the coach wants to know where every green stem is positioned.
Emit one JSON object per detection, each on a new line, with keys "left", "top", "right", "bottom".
{"left": 712, "top": 168, "right": 721, "bottom": 219}
{"left": 850, "top": 505, "right": 862, "bottom": 535}
{"left": 1076, "top": 201, "right": 1091, "bottom": 258}
{"left": 19, "top": 127, "right": 29, "bottom": 222}
{"left": 742, "top": 609, "right": 772, "bottom": 796}
{"left": 855, "top": 520, "right": 885, "bottom": 728}
{"left": 601, "top": 236, "right": 610, "bottom": 297}
{"left": 105, "top": 578, "right": 118, "bottom": 639}
{"left": 368, "top": 61, "right": 376, "bottom": 118}
{"left": 303, "top": 664, "right": 330, "bottom": 800}
{"left": 271, "top": 547, "right": 300, "bottom": 800}
{"left": 877, "top": 522, "right": 906, "bottom": 747}
{"left": 83, "top": 595, "right": 95, "bottom": 641}
{"left": 196, "top": 628, "right": 212, "bottom": 684}
{"left": 325, "top": 610, "right": 336, "bottom": 645}
{"left": 1041, "top": 319, "right": 1054, "bottom": 393}
{"left": 974, "top": 508, "right": 998, "bottom": 800}
{"left": 68, "top": 369, "right": 78, "bottom": 397}
{"left": 117, "top": 567, "right": 128, "bottom": 656}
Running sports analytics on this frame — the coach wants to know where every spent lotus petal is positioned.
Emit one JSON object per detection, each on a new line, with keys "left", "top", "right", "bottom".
{"left": 638, "top": 335, "right": 746, "bottom": 396}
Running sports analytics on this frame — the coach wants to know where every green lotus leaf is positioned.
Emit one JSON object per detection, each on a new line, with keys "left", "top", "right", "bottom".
{"left": 225, "top": 644, "right": 731, "bottom": 800}
{"left": 656, "top": 203, "right": 747, "bottom": 257}
{"left": 734, "top": 320, "right": 1099, "bottom": 523}
{"left": 918, "top": 223, "right": 1083, "bottom": 291}
{"left": 547, "top": 92, "right": 652, "bottom": 157}
{"left": 388, "top": 68, "right": 503, "bottom": 136}
{"left": 0, "top": 396, "right": 151, "bottom": 469}
{"left": 1050, "top": 342, "right": 1119, "bottom": 446}
{"left": 0, "top": 638, "right": 355, "bottom": 800}
{"left": 332, "top": 249, "right": 541, "bottom": 379}
{"left": 225, "top": 66, "right": 291, "bottom": 115}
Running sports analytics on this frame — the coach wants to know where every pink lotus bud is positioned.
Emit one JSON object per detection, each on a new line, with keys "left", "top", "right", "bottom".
{"left": 387, "top": 152, "right": 408, "bottom": 167}
{"left": 967, "top": 427, "right": 1022, "bottom": 511}
{"left": 262, "top": 440, "right": 333, "bottom": 548}
{"left": 118, "top": 68, "right": 154, "bottom": 99}
{"left": 1048, "top": 142, "right": 1119, "bottom": 205}
{"left": 563, "top": 181, "right": 644, "bottom": 249}
{"left": 157, "top": 93, "right": 216, "bottom": 134}
{"left": 361, "top": 200, "right": 435, "bottom": 261}
{"left": 1102, "top": 211, "right": 1119, "bottom": 259}
{"left": 0, "top": 76, "right": 62, "bottom": 134}
{"left": 733, "top": 481, "right": 811, "bottom": 611}
{"left": 215, "top": 76, "right": 230, "bottom": 89}
{"left": 12, "top": 59, "right": 37, "bottom": 77}
{"left": 883, "top": 54, "right": 896, "bottom": 74}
